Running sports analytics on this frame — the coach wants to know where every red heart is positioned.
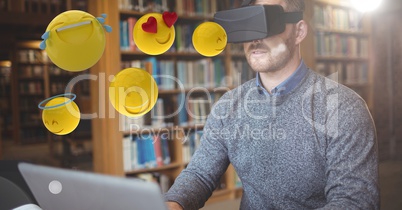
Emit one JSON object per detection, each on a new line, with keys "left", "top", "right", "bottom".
{"left": 162, "top": 11, "right": 178, "bottom": 28}
{"left": 142, "top": 17, "right": 157, "bottom": 33}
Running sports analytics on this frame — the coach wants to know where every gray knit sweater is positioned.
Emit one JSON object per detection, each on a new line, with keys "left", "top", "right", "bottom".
{"left": 165, "top": 70, "right": 379, "bottom": 210}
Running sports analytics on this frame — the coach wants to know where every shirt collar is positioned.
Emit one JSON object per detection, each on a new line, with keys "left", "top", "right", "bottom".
{"left": 256, "top": 60, "right": 308, "bottom": 96}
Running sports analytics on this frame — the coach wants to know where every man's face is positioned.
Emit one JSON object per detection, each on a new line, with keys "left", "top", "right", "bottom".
{"left": 243, "top": 0, "right": 298, "bottom": 73}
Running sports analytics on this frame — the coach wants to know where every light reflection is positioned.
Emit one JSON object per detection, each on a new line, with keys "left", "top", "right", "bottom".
{"left": 351, "top": 0, "right": 382, "bottom": 12}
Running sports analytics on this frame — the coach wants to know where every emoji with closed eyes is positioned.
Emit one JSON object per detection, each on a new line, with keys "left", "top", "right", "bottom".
{"left": 192, "top": 22, "right": 227, "bottom": 57}
{"left": 39, "top": 94, "right": 80, "bottom": 135}
{"left": 39, "top": 10, "right": 112, "bottom": 72}
{"left": 133, "top": 12, "right": 178, "bottom": 55}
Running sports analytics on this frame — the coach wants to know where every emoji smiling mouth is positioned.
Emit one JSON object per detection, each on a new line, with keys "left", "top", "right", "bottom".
{"left": 124, "top": 102, "right": 149, "bottom": 114}
{"left": 53, "top": 129, "right": 64, "bottom": 134}
{"left": 155, "top": 33, "right": 171, "bottom": 44}
{"left": 215, "top": 47, "right": 225, "bottom": 51}
{"left": 124, "top": 98, "right": 149, "bottom": 114}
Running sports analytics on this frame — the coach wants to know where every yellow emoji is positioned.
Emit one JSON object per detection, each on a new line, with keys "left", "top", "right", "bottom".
{"left": 133, "top": 12, "right": 177, "bottom": 55}
{"left": 192, "top": 22, "right": 227, "bottom": 57}
{"left": 109, "top": 68, "right": 159, "bottom": 117}
{"left": 40, "top": 10, "right": 112, "bottom": 72}
{"left": 39, "top": 93, "right": 80, "bottom": 135}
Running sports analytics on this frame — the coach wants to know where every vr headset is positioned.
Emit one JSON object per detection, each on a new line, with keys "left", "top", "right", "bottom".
{"left": 213, "top": 4, "right": 303, "bottom": 43}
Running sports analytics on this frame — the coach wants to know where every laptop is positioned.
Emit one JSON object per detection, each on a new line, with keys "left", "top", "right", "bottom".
{"left": 17, "top": 162, "right": 168, "bottom": 210}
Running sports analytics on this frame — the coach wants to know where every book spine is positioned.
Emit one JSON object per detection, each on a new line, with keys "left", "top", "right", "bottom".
{"left": 153, "top": 135, "right": 164, "bottom": 167}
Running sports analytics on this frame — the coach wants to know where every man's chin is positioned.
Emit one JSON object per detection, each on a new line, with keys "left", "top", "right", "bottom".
{"left": 252, "top": 66, "right": 281, "bottom": 73}
{"left": 249, "top": 62, "right": 270, "bottom": 72}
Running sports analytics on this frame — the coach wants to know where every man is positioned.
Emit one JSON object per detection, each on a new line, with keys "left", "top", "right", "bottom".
{"left": 165, "top": 0, "right": 379, "bottom": 209}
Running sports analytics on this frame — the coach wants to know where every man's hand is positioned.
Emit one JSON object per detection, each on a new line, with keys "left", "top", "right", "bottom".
{"left": 166, "top": 201, "right": 183, "bottom": 210}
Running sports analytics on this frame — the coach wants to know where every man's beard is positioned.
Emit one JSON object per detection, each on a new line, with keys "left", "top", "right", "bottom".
{"left": 246, "top": 32, "right": 297, "bottom": 73}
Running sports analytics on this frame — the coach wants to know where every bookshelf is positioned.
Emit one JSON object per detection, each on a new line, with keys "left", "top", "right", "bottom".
{"left": 12, "top": 41, "right": 49, "bottom": 145}
{"left": 9, "top": 40, "right": 93, "bottom": 168}
{"left": 303, "top": 0, "right": 373, "bottom": 109}
{"left": 88, "top": 0, "right": 250, "bottom": 203}
{"left": 118, "top": 0, "right": 246, "bottom": 203}
{"left": 0, "top": 60, "right": 12, "bottom": 159}
{"left": 0, "top": 0, "right": 97, "bottom": 168}
{"left": 0, "top": 60, "right": 12, "bottom": 144}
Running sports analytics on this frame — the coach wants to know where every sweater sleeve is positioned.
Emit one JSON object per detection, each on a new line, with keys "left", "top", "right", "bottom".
{"left": 316, "top": 95, "right": 379, "bottom": 210}
{"left": 164, "top": 95, "right": 231, "bottom": 210}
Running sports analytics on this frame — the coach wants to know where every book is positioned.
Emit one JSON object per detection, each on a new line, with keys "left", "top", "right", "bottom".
{"left": 153, "top": 135, "right": 164, "bottom": 167}
{"left": 131, "top": 136, "right": 138, "bottom": 169}
{"left": 177, "top": 93, "right": 188, "bottom": 125}
{"left": 127, "top": 17, "right": 137, "bottom": 51}
{"left": 136, "top": 135, "right": 146, "bottom": 169}
{"left": 151, "top": 98, "right": 165, "bottom": 127}
{"left": 160, "top": 134, "right": 171, "bottom": 165}
{"left": 120, "top": 20, "right": 129, "bottom": 51}
{"left": 122, "top": 135, "right": 132, "bottom": 171}
{"left": 144, "top": 134, "right": 157, "bottom": 168}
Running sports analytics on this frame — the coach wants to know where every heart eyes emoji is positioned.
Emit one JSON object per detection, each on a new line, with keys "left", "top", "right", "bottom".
{"left": 142, "top": 11, "right": 178, "bottom": 33}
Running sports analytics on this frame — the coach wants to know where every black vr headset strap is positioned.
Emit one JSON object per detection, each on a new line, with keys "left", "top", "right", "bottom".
{"left": 283, "top": 12, "right": 304, "bottom": 23}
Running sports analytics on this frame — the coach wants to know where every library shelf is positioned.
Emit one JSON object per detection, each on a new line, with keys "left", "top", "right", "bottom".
{"left": 125, "top": 162, "right": 183, "bottom": 175}
{"left": 315, "top": 56, "right": 369, "bottom": 62}
{"left": 306, "top": 0, "right": 374, "bottom": 109}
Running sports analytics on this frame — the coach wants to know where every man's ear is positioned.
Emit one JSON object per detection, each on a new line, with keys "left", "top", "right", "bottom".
{"left": 295, "top": 20, "right": 308, "bottom": 45}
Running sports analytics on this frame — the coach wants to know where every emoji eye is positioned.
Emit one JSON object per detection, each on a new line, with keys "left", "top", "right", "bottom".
{"left": 162, "top": 12, "right": 178, "bottom": 28}
{"left": 142, "top": 17, "right": 157, "bottom": 33}
{"left": 53, "top": 22, "right": 64, "bottom": 28}
{"left": 52, "top": 120, "right": 58, "bottom": 125}
{"left": 45, "top": 121, "right": 49, "bottom": 125}
{"left": 217, "top": 37, "right": 222, "bottom": 43}
{"left": 81, "top": 15, "right": 92, "bottom": 20}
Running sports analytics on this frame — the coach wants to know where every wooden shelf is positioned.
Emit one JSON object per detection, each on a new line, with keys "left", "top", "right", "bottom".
{"left": 119, "top": 10, "right": 213, "bottom": 21}
{"left": 125, "top": 162, "right": 182, "bottom": 175}
{"left": 315, "top": 56, "right": 369, "bottom": 62}
{"left": 212, "top": 188, "right": 231, "bottom": 197}
{"left": 122, "top": 124, "right": 206, "bottom": 136}
{"left": 121, "top": 50, "right": 225, "bottom": 59}
{"left": 158, "top": 87, "right": 231, "bottom": 95}
{"left": 315, "top": 27, "right": 369, "bottom": 36}
{"left": 206, "top": 189, "right": 233, "bottom": 204}
{"left": 343, "top": 82, "right": 369, "bottom": 88}
{"left": 233, "top": 187, "right": 243, "bottom": 199}
{"left": 18, "top": 76, "right": 44, "bottom": 80}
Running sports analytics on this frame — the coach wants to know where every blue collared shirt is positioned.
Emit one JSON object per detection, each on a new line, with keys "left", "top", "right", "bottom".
{"left": 256, "top": 60, "right": 309, "bottom": 96}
